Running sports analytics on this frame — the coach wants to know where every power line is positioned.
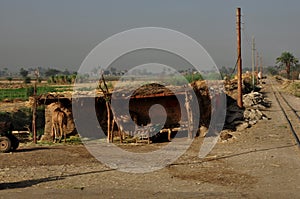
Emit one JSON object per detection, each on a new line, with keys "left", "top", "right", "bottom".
{"left": 242, "top": 26, "right": 253, "bottom": 51}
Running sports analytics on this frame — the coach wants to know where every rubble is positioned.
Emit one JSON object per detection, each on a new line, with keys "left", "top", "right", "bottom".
{"left": 219, "top": 90, "right": 270, "bottom": 142}
{"left": 224, "top": 90, "right": 270, "bottom": 134}
{"left": 235, "top": 121, "right": 249, "bottom": 131}
{"left": 241, "top": 91, "right": 270, "bottom": 129}
{"left": 219, "top": 130, "right": 236, "bottom": 142}
{"left": 244, "top": 109, "right": 268, "bottom": 121}
{"left": 243, "top": 92, "right": 271, "bottom": 108}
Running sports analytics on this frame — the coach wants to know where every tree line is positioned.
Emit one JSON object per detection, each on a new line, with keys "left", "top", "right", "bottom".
{"left": 1, "top": 51, "right": 299, "bottom": 85}
{"left": 17, "top": 67, "right": 79, "bottom": 84}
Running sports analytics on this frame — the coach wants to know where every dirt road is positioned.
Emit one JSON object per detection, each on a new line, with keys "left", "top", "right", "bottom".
{"left": 1, "top": 78, "right": 300, "bottom": 198}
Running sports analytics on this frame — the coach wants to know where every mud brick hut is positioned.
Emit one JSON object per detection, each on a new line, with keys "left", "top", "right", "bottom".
{"left": 38, "top": 81, "right": 212, "bottom": 141}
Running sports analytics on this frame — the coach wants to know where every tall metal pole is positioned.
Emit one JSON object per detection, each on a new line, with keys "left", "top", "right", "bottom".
{"left": 252, "top": 36, "right": 255, "bottom": 91}
{"left": 236, "top": 8, "right": 243, "bottom": 108}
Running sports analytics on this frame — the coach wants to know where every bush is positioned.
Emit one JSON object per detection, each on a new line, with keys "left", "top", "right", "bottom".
{"left": 0, "top": 107, "right": 45, "bottom": 132}
{"left": 185, "top": 73, "right": 203, "bottom": 82}
{"left": 24, "top": 77, "right": 31, "bottom": 84}
{"left": 6, "top": 77, "right": 13, "bottom": 82}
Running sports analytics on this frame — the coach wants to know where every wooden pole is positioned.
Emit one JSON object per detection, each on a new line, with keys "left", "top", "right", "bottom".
{"left": 32, "top": 87, "right": 37, "bottom": 144}
{"left": 99, "top": 73, "right": 115, "bottom": 143}
{"left": 236, "top": 8, "right": 243, "bottom": 108}
{"left": 106, "top": 102, "right": 111, "bottom": 143}
{"left": 32, "top": 70, "right": 39, "bottom": 144}
{"left": 185, "top": 91, "right": 193, "bottom": 139}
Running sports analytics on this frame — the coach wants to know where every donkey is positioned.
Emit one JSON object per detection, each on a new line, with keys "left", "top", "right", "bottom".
{"left": 51, "top": 108, "right": 67, "bottom": 143}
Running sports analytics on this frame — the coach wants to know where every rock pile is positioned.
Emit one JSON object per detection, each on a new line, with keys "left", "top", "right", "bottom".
{"left": 219, "top": 91, "right": 270, "bottom": 142}
{"left": 243, "top": 109, "right": 268, "bottom": 125}
{"left": 243, "top": 92, "right": 271, "bottom": 109}
{"left": 223, "top": 91, "right": 270, "bottom": 134}
{"left": 242, "top": 91, "right": 270, "bottom": 126}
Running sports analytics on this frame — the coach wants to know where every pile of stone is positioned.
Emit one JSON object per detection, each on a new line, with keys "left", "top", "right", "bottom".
{"left": 243, "top": 109, "right": 268, "bottom": 125}
{"left": 243, "top": 92, "right": 271, "bottom": 109}
{"left": 242, "top": 91, "right": 270, "bottom": 126}
{"left": 222, "top": 91, "right": 270, "bottom": 135}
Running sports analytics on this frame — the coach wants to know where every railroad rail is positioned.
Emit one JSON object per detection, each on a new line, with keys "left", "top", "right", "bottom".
{"left": 270, "top": 79, "right": 300, "bottom": 147}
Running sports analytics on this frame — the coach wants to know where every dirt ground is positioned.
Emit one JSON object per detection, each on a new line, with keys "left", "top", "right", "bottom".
{"left": 1, "top": 78, "right": 300, "bottom": 198}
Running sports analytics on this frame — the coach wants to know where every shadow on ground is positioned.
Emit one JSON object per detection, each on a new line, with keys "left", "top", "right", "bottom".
{"left": 0, "top": 168, "right": 115, "bottom": 190}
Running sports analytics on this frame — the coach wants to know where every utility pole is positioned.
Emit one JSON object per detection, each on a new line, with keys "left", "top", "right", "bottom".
{"left": 252, "top": 36, "right": 256, "bottom": 91}
{"left": 256, "top": 52, "right": 259, "bottom": 73}
{"left": 260, "top": 53, "right": 263, "bottom": 84}
{"left": 256, "top": 51, "right": 259, "bottom": 84}
{"left": 236, "top": 7, "right": 243, "bottom": 108}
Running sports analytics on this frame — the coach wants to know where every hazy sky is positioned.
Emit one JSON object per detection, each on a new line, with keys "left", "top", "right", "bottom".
{"left": 0, "top": 0, "right": 300, "bottom": 72}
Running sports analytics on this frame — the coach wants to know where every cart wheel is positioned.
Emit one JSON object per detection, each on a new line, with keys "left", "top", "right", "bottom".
{"left": 0, "top": 136, "right": 12, "bottom": 153}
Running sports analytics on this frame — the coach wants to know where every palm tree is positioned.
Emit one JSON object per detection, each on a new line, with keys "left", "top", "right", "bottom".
{"left": 276, "top": 51, "right": 299, "bottom": 79}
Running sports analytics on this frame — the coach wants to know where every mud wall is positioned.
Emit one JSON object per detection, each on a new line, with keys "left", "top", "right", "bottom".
{"left": 94, "top": 96, "right": 184, "bottom": 135}
{"left": 128, "top": 95, "right": 184, "bottom": 127}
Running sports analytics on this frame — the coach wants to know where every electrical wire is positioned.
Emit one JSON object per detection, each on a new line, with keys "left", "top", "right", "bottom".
{"left": 230, "top": 13, "right": 259, "bottom": 78}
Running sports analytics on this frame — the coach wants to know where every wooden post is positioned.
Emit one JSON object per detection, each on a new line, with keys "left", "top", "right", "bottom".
{"left": 32, "top": 70, "right": 39, "bottom": 144}
{"left": 106, "top": 101, "right": 111, "bottom": 143}
{"left": 236, "top": 7, "right": 243, "bottom": 108}
{"left": 99, "top": 73, "right": 115, "bottom": 143}
{"left": 32, "top": 90, "right": 37, "bottom": 144}
{"left": 185, "top": 91, "right": 193, "bottom": 139}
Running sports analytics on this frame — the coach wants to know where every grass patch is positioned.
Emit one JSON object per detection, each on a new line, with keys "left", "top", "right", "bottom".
{"left": 36, "top": 137, "right": 82, "bottom": 146}
{"left": 68, "top": 136, "right": 83, "bottom": 144}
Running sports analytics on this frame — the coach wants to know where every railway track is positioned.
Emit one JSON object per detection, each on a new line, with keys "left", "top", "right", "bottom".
{"left": 270, "top": 79, "right": 300, "bottom": 147}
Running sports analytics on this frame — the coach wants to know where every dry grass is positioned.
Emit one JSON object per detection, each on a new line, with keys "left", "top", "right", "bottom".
{"left": 283, "top": 80, "right": 300, "bottom": 97}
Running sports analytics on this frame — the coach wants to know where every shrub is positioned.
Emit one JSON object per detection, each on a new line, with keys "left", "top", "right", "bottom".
{"left": 24, "top": 77, "right": 31, "bottom": 84}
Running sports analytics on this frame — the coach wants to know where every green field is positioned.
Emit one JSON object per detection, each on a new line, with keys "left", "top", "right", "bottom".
{"left": 0, "top": 85, "right": 72, "bottom": 101}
